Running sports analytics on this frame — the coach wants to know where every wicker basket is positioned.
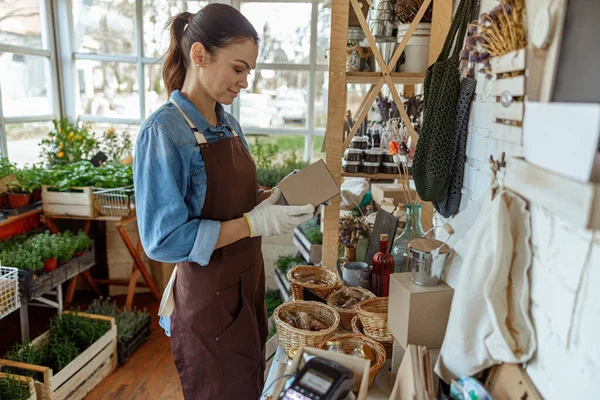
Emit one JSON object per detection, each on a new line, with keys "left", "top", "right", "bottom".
{"left": 326, "top": 286, "right": 376, "bottom": 330}
{"left": 318, "top": 333, "right": 386, "bottom": 389}
{"left": 351, "top": 314, "right": 393, "bottom": 358}
{"left": 287, "top": 265, "right": 341, "bottom": 300}
{"left": 273, "top": 300, "right": 340, "bottom": 354}
{"left": 356, "top": 297, "right": 394, "bottom": 356}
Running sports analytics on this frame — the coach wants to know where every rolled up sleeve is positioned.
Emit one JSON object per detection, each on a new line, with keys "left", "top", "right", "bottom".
{"left": 134, "top": 126, "right": 220, "bottom": 266}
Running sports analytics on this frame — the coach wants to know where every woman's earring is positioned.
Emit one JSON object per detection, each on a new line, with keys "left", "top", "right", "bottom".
{"left": 196, "top": 63, "right": 200, "bottom": 67}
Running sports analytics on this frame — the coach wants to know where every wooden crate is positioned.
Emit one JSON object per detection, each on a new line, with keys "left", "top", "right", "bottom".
{"left": 293, "top": 227, "right": 322, "bottom": 264}
{"left": 0, "top": 312, "right": 117, "bottom": 400}
{"left": 0, "top": 372, "right": 37, "bottom": 400}
{"left": 42, "top": 186, "right": 95, "bottom": 218}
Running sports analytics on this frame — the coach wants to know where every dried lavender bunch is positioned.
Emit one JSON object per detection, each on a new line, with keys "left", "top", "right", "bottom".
{"left": 338, "top": 216, "right": 370, "bottom": 247}
{"left": 376, "top": 95, "right": 393, "bottom": 123}
{"left": 460, "top": 0, "right": 526, "bottom": 78}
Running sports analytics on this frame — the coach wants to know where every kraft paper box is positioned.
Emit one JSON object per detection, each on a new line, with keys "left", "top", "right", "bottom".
{"left": 277, "top": 159, "right": 340, "bottom": 207}
{"left": 388, "top": 273, "right": 454, "bottom": 349}
{"left": 371, "top": 183, "right": 417, "bottom": 207}
{"left": 272, "top": 347, "right": 370, "bottom": 400}
{"left": 391, "top": 340, "right": 439, "bottom": 387}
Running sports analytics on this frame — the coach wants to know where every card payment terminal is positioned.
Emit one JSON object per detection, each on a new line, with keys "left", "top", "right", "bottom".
{"left": 279, "top": 357, "right": 354, "bottom": 400}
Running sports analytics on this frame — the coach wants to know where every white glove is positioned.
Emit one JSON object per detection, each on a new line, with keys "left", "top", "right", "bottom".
{"left": 244, "top": 188, "right": 314, "bottom": 238}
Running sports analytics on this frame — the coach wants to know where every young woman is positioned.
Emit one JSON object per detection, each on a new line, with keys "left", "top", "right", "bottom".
{"left": 133, "top": 5, "right": 314, "bottom": 399}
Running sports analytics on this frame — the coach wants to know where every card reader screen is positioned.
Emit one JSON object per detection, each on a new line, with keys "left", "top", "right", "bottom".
{"left": 298, "top": 368, "right": 334, "bottom": 395}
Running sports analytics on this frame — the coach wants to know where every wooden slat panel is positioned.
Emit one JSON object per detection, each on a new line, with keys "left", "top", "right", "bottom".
{"left": 428, "top": 0, "right": 453, "bottom": 65}
{"left": 322, "top": 0, "right": 349, "bottom": 268}
{"left": 492, "top": 102, "right": 524, "bottom": 121}
{"left": 53, "top": 339, "right": 116, "bottom": 400}
{"left": 490, "top": 122, "right": 523, "bottom": 146}
{"left": 43, "top": 205, "right": 93, "bottom": 218}
{"left": 52, "top": 324, "right": 116, "bottom": 391}
{"left": 504, "top": 157, "right": 600, "bottom": 230}
{"left": 491, "top": 49, "right": 526, "bottom": 74}
{"left": 492, "top": 75, "right": 526, "bottom": 97}
{"left": 345, "top": 72, "right": 426, "bottom": 84}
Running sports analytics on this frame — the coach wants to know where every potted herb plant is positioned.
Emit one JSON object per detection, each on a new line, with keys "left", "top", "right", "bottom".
{"left": 85, "top": 297, "right": 151, "bottom": 365}
{"left": 74, "top": 231, "right": 92, "bottom": 257}
{"left": 5, "top": 176, "right": 34, "bottom": 210}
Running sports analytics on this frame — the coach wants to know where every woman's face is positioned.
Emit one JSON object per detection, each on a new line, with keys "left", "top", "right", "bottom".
{"left": 193, "top": 39, "right": 258, "bottom": 105}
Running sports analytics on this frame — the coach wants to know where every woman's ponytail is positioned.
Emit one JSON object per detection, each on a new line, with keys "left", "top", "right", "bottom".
{"left": 162, "top": 12, "right": 194, "bottom": 94}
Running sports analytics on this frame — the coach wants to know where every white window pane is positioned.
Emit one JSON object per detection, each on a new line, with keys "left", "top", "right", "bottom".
{"left": 73, "top": 0, "right": 136, "bottom": 55}
{"left": 314, "top": 71, "right": 328, "bottom": 128}
{"left": 317, "top": 3, "right": 331, "bottom": 65}
{"left": 145, "top": 64, "right": 167, "bottom": 115}
{"left": 76, "top": 60, "right": 140, "bottom": 119}
{"left": 312, "top": 135, "right": 325, "bottom": 162}
{"left": 0, "top": 53, "right": 53, "bottom": 118}
{"left": 6, "top": 121, "right": 52, "bottom": 166}
{"left": 241, "top": 70, "right": 308, "bottom": 129}
{"left": 241, "top": 3, "right": 311, "bottom": 64}
{"left": 143, "top": 0, "right": 208, "bottom": 59}
{"left": 0, "top": 0, "right": 45, "bottom": 49}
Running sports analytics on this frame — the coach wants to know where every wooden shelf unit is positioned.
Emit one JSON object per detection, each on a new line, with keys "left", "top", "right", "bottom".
{"left": 345, "top": 72, "right": 426, "bottom": 84}
{"left": 342, "top": 172, "right": 408, "bottom": 180}
{"left": 321, "top": 0, "right": 452, "bottom": 267}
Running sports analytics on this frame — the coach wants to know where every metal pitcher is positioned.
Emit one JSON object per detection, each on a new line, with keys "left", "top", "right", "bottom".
{"left": 336, "top": 258, "right": 372, "bottom": 289}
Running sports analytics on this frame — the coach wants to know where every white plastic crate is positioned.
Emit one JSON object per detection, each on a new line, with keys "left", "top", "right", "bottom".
{"left": 0, "top": 266, "right": 20, "bottom": 320}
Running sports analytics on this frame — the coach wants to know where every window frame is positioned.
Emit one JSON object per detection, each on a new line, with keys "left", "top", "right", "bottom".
{"left": 0, "top": 0, "right": 61, "bottom": 158}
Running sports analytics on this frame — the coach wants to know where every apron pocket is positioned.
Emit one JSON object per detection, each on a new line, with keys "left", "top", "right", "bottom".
{"left": 216, "top": 273, "right": 262, "bottom": 389}
{"left": 216, "top": 282, "right": 242, "bottom": 333}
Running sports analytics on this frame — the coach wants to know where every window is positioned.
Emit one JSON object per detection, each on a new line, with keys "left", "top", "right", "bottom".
{"left": 234, "top": 0, "right": 330, "bottom": 161}
{"left": 0, "top": 0, "right": 58, "bottom": 166}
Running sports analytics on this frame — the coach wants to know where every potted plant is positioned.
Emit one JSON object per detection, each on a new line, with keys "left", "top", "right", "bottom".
{"left": 0, "top": 312, "right": 116, "bottom": 399}
{"left": 5, "top": 175, "right": 34, "bottom": 210}
{"left": 56, "top": 233, "right": 77, "bottom": 266}
{"left": 38, "top": 119, "right": 97, "bottom": 166}
{"left": 74, "top": 231, "right": 92, "bottom": 257}
{"left": 338, "top": 215, "right": 371, "bottom": 262}
{"left": 85, "top": 297, "right": 151, "bottom": 365}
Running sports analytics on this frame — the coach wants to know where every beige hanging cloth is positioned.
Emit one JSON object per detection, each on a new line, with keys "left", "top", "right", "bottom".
{"left": 435, "top": 187, "right": 536, "bottom": 382}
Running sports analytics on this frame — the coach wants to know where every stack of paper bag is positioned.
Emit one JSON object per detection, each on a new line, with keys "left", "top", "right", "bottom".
{"left": 389, "top": 345, "right": 436, "bottom": 400}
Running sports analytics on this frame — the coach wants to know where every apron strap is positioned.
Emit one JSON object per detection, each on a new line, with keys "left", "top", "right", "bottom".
{"left": 169, "top": 97, "right": 238, "bottom": 144}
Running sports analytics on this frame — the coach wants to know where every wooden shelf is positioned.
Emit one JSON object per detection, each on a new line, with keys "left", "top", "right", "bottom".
{"left": 342, "top": 172, "right": 411, "bottom": 180}
{"left": 504, "top": 158, "right": 600, "bottom": 230}
{"left": 345, "top": 72, "right": 426, "bottom": 85}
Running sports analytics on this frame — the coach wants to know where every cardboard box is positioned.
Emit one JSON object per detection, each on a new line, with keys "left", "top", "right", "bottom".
{"left": 389, "top": 345, "right": 438, "bottom": 400}
{"left": 371, "top": 183, "right": 417, "bottom": 207}
{"left": 388, "top": 273, "right": 454, "bottom": 349}
{"left": 272, "top": 347, "right": 370, "bottom": 400}
{"left": 278, "top": 159, "right": 340, "bottom": 206}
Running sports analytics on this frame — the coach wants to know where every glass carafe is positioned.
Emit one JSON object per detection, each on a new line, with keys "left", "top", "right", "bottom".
{"left": 391, "top": 204, "right": 425, "bottom": 273}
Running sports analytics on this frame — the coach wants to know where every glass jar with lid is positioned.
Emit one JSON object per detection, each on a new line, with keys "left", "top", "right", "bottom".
{"left": 342, "top": 160, "right": 361, "bottom": 173}
{"left": 326, "top": 340, "right": 345, "bottom": 354}
{"left": 363, "top": 149, "right": 384, "bottom": 163}
{"left": 381, "top": 162, "right": 399, "bottom": 174}
{"left": 350, "top": 136, "right": 368, "bottom": 150}
{"left": 362, "top": 161, "right": 380, "bottom": 174}
{"left": 344, "top": 148, "right": 363, "bottom": 162}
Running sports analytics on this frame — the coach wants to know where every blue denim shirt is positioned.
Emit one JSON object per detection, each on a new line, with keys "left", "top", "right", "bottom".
{"left": 134, "top": 90, "right": 250, "bottom": 337}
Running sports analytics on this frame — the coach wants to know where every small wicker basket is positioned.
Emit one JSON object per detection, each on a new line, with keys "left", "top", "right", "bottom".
{"left": 326, "top": 286, "right": 376, "bottom": 330}
{"left": 287, "top": 265, "right": 341, "bottom": 300}
{"left": 356, "top": 297, "right": 394, "bottom": 356}
{"left": 273, "top": 300, "right": 340, "bottom": 354}
{"left": 351, "top": 314, "right": 394, "bottom": 358}
{"left": 318, "top": 333, "right": 386, "bottom": 389}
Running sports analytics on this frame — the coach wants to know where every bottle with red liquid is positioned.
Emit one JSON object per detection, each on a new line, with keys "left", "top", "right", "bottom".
{"left": 371, "top": 233, "right": 395, "bottom": 297}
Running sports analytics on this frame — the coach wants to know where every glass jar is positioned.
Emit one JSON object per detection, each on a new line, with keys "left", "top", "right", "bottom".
{"left": 350, "top": 136, "right": 368, "bottom": 150}
{"left": 362, "top": 161, "right": 380, "bottom": 174}
{"left": 363, "top": 149, "right": 384, "bottom": 163}
{"left": 381, "top": 162, "right": 399, "bottom": 174}
{"left": 382, "top": 153, "right": 394, "bottom": 163}
{"left": 326, "top": 341, "right": 345, "bottom": 354}
{"left": 391, "top": 204, "right": 426, "bottom": 273}
{"left": 342, "top": 160, "right": 361, "bottom": 173}
{"left": 344, "top": 148, "right": 363, "bottom": 162}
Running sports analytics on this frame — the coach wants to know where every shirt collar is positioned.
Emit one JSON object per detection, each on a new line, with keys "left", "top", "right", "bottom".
{"left": 170, "top": 90, "right": 226, "bottom": 132}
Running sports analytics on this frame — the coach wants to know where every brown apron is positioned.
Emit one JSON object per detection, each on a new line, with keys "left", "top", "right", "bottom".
{"left": 169, "top": 98, "right": 268, "bottom": 399}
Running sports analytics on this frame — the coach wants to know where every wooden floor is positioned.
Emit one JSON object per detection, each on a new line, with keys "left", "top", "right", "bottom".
{"left": 84, "top": 296, "right": 183, "bottom": 400}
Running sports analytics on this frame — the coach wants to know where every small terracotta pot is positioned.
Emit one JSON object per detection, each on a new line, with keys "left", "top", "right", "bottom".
{"left": 43, "top": 258, "right": 58, "bottom": 272}
{"left": 74, "top": 251, "right": 84, "bottom": 257}
{"left": 7, "top": 192, "right": 31, "bottom": 209}
{"left": 30, "top": 188, "right": 42, "bottom": 203}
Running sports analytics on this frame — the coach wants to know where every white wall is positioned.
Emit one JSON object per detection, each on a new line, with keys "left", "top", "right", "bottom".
{"left": 438, "top": 1, "right": 600, "bottom": 397}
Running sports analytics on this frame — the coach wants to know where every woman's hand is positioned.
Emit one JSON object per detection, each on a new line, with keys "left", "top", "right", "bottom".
{"left": 244, "top": 188, "right": 314, "bottom": 237}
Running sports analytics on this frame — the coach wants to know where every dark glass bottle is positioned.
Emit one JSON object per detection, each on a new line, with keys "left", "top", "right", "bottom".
{"left": 371, "top": 233, "right": 395, "bottom": 297}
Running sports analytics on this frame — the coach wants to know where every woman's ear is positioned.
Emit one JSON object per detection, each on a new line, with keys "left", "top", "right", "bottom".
{"left": 190, "top": 42, "right": 209, "bottom": 67}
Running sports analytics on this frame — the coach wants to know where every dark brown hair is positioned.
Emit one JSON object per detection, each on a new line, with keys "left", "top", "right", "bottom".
{"left": 162, "top": 4, "right": 259, "bottom": 94}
